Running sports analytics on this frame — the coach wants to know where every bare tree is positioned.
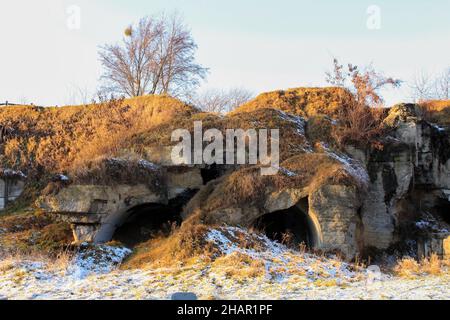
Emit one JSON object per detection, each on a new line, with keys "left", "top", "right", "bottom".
{"left": 192, "top": 87, "right": 254, "bottom": 113}
{"left": 410, "top": 68, "right": 450, "bottom": 102}
{"left": 434, "top": 68, "right": 450, "bottom": 100}
{"left": 409, "top": 70, "right": 434, "bottom": 102}
{"left": 99, "top": 13, "right": 208, "bottom": 98}
{"left": 66, "top": 84, "right": 92, "bottom": 105}
{"left": 326, "top": 59, "right": 401, "bottom": 108}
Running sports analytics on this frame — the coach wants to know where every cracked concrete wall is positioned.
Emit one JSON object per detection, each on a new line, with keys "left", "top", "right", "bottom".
{"left": 0, "top": 178, "right": 25, "bottom": 210}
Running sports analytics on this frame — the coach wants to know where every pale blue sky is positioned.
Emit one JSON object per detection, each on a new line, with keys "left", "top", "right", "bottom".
{"left": 0, "top": 0, "right": 449, "bottom": 106}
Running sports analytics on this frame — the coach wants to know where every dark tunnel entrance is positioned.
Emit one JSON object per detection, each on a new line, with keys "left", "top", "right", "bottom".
{"left": 112, "top": 190, "right": 196, "bottom": 248}
{"left": 112, "top": 203, "right": 180, "bottom": 247}
{"left": 253, "top": 202, "right": 316, "bottom": 249}
{"left": 435, "top": 198, "right": 450, "bottom": 225}
{"left": 201, "top": 164, "right": 224, "bottom": 184}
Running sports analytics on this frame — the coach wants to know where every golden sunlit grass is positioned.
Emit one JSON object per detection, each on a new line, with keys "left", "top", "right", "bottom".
{"left": 232, "top": 87, "right": 350, "bottom": 118}
{"left": 394, "top": 254, "right": 449, "bottom": 278}
{"left": 212, "top": 253, "right": 266, "bottom": 280}
{"left": 0, "top": 95, "right": 197, "bottom": 174}
{"left": 0, "top": 210, "right": 73, "bottom": 256}
{"left": 121, "top": 215, "right": 215, "bottom": 269}
{"left": 418, "top": 100, "right": 450, "bottom": 125}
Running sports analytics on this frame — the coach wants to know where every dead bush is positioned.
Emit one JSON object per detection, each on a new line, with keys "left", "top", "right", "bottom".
{"left": 394, "top": 254, "right": 447, "bottom": 278}
{"left": 326, "top": 59, "right": 400, "bottom": 149}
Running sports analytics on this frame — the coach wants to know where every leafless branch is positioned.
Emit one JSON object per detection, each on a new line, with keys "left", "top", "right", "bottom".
{"left": 99, "top": 13, "right": 208, "bottom": 98}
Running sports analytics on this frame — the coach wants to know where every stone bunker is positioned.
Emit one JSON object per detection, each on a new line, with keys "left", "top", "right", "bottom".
{"left": 37, "top": 104, "right": 450, "bottom": 260}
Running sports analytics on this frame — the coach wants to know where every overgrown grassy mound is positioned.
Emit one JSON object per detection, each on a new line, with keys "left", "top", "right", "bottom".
{"left": 233, "top": 87, "right": 350, "bottom": 118}
{"left": 0, "top": 95, "right": 197, "bottom": 174}
{"left": 419, "top": 100, "right": 450, "bottom": 125}
{"left": 126, "top": 108, "right": 309, "bottom": 162}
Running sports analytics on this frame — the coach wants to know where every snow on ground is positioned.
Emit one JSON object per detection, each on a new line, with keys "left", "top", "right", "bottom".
{"left": 0, "top": 227, "right": 448, "bottom": 300}
{"left": 67, "top": 244, "right": 132, "bottom": 279}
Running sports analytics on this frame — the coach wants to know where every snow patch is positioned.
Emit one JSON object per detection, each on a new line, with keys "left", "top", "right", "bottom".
{"left": 138, "top": 159, "right": 159, "bottom": 171}
{"left": 67, "top": 245, "right": 132, "bottom": 279}
{"left": 1, "top": 169, "right": 27, "bottom": 179}
{"left": 431, "top": 124, "right": 445, "bottom": 133}
{"left": 321, "top": 143, "right": 369, "bottom": 187}
{"left": 206, "top": 226, "right": 360, "bottom": 282}
{"left": 55, "top": 174, "right": 70, "bottom": 182}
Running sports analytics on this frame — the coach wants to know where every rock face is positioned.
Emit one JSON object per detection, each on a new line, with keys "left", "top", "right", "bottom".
{"left": 359, "top": 141, "right": 414, "bottom": 249}
{"left": 357, "top": 104, "right": 450, "bottom": 254}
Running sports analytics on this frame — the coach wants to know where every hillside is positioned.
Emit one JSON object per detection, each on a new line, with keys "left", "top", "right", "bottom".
{"left": 0, "top": 95, "right": 197, "bottom": 173}
{"left": 419, "top": 100, "right": 450, "bottom": 125}
{"left": 233, "top": 87, "right": 351, "bottom": 118}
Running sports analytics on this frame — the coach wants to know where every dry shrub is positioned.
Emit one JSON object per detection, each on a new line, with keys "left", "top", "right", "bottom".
{"left": 326, "top": 59, "right": 400, "bottom": 149}
{"left": 394, "top": 254, "right": 446, "bottom": 278}
{"left": 421, "top": 254, "right": 443, "bottom": 276}
{"left": 394, "top": 257, "right": 420, "bottom": 278}
{"left": 331, "top": 101, "right": 388, "bottom": 149}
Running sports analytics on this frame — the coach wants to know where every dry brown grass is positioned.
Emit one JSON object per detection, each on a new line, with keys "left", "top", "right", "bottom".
{"left": 306, "top": 115, "right": 334, "bottom": 144}
{"left": 69, "top": 155, "right": 164, "bottom": 193}
{"left": 394, "top": 254, "right": 447, "bottom": 278}
{"left": 121, "top": 215, "right": 215, "bottom": 269}
{"left": 211, "top": 253, "right": 266, "bottom": 280}
{"left": 0, "top": 95, "right": 197, "bottom": 174}
{"left": 0, "top": 211, "right": 73, "bottom": 256}
{"left": 232, "top": 87, "right": 350, "bottom": 118}
{"left": 418, "top": 100, "right": 450, "bottom": 125}
{"left": 127, "top": 107, "right": 308, "bottom": 163}
{"left": 0, "top": 250, "right": 74, "bottom": 273}
{"left": 233, "top": 86, "right": 390, "bottom": 149}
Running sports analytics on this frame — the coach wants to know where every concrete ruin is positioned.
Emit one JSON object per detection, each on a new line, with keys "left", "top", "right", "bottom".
{"left": 0, "top": 170, "right": 25, "bottom": 210}
{"left": 38, "top": 104, "right": 450, "bottom": 260}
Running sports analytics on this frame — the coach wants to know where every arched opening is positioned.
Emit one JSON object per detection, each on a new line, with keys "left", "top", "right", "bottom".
{"left": 252, "top": 199, "right": 318, "bottom": 249}
{"left": 112, "top": 203, "right": 180, "bottom": 247}
{"left": 111, "top": 190, "right": 197, "bottom": 248}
